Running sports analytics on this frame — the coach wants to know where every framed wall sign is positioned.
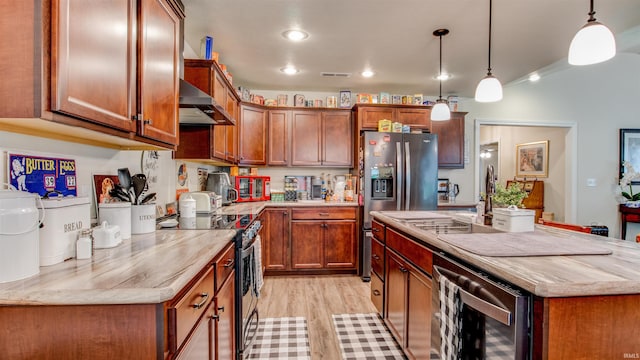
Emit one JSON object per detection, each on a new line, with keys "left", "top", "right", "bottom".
{"left": 620, "top": 128, "right": 640, "bottom": 184}
{"left": 437, "top": 178, "right": 449, "bottom": 193}
{"left": 339, "top": 90, "right": 351, "bottom": 108}
{"left": 516, "top": 140, "right": 549, "bottom": 178}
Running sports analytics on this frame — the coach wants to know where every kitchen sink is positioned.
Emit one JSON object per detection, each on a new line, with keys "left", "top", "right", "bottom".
{"left": 403, "top": 218, "right": 501, "bottom": 235}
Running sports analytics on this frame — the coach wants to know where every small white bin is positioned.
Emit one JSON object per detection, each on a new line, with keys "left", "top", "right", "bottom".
{"left": 492, "top": 206, "right": 535, "bottom": 232}
{"left": 39, "top": 196, "right": 91, "bottom": 266}
{"left": 131, "top": 204, "right": 156, "bottom": 234}
{"left": 99, "top": 202, "right": 131, "bottom": 239}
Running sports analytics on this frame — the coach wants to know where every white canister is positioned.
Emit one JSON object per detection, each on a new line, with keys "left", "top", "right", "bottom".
{"left": 179, "top": 194, "right": 196, "bottom": 218}
{"left": 92, "top": 221, "right": 122, "bottom": 249}
{"left": 0, "top": 190, "right": 41, "bottom": 283}
{"left": 131, "top": 204, "right": 156, "bottom": 234}
{"left": 39, "top": 196, "right": 90, "bottom": 266}
{"left": 99, "top": 202, "right": 131, "bottom": 239}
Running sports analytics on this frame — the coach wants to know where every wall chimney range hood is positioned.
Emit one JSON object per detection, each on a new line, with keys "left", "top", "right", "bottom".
{"left": 179, "top": 79, "right": 235, "bottom": 125}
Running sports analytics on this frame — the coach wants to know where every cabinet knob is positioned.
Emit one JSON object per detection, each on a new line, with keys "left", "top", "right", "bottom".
{"left": 372, "top": 254, "right": 380, "bottom": 260}
{"left": 399, "top": 267, "right": 408, "bottom": 273}
{"left": 223, "top": 258, "right": 234, "bottom": 268}
{"left": 218, "top": 306, "right": 225, "bottom": 313}
{"left": 283, "top": 211, "right": 288, "bottom": 216}
{"left": 373, "top": 289, "right": 381, "bottom": 296}
{"left": 372, "top": 228, "right": 381, "bottom": 233}
{"left": 143, "top": 119, "right": 152, "bottom": 125}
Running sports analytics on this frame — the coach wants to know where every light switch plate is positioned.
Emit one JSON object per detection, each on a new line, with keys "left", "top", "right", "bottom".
{"left": 586, "top": 178, "right": 597, "bottom": 187}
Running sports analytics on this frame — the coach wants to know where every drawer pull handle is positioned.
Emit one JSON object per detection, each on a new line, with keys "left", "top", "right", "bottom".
{"left": 372, "top": 228, "right": 381, "bottom": 233}
{"left": 218, "top": 306, "right": 225, "bottom": 313}
{"left": 223, "top": 259, "right": 234, "bottom": 268}
{"left": 192, "top": 292, "right": 209, "bottom": 309}
{"left": 373, "top": 289, "right": 381, "bottom": 296}
{"left": 399, "top": 267, "right": 408, "bottom": 273}
{"left": 143, "top": 119, "right": 152, "bottom": 125}
{"left": 372, "top": 254, "right": 380, "bottom": 260}
{"left": 318, "top": 212, "right": 330, "bottom": 216}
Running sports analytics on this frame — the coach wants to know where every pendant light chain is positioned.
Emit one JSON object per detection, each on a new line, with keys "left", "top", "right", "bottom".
{"left": 487, "top": 0, "right": 492, "bottom": 75}
{"left": 439, "top": 33, "right": 443, "bottom": 100}
{"left": 588, "top": 0, "right": 596, "bottom": 22}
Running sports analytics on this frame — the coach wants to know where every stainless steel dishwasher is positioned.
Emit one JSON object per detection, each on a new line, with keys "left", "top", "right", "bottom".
{"left": 431, "top": 252, "right": 532, "bottom": 359}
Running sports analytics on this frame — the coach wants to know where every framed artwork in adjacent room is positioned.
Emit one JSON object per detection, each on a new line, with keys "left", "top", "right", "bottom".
{"left": 516, "top": 140, "right": 549, "bottom": 178}
{"left": 437, "top": 178, "right": 449, "bottom": 193}
{"left": 339, "top": 90, "right": 351, "bottom": 108}
{"left": 620, "top": 128, "right": 640, "bottom": 184}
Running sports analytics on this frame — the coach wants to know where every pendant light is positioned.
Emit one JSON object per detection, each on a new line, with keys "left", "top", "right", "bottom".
{"left": 431, "top": 29, "right": 450, "bottom": 121}
{"left": 475, "top": 0, "right": 503, "bottom": 103}
{"left": 568, "top": 0, "right": 616, "bottom": 65}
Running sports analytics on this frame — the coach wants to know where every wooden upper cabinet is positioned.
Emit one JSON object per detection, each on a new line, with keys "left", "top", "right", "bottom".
{"left": 268, "top": 110, "right": 290, "bottom": 165}
{"left": 359, "top": 107, "right": 395, "bottom": 129}
{"left": 431, "top": 112, "right": 466, "bottom": 168}
{"left": 238, "top": 104, "right": 267, "bottom": 165}
{"left": 291, "top": 110, "right": 322, "bottom": 166}
{"left": 51, "top": 0, "right": 136, "bottom": 132}
{"left": 355, "top": 104, "right": 431, "bottom": 131}
{"left": 395, "top": 107, "right": 430, "bottom": 129}
{"left": 322, "top": 111, "right": 353, "bottom": 167}
{"left": 138, "top": 0, "right": 180, "bottom": 145}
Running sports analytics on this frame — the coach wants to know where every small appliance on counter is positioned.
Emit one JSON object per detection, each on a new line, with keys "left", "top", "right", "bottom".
{"left": 206, "top": 172, "right": 238, "bottom": 205}
{"left": 233, "top": 175, "right": 270, "bottom": 202}
{"left": 92, "top": 221, "right": 122, "bottom": 249}
{"left": 180, "top": 191, "right": 222, "bottom": 213}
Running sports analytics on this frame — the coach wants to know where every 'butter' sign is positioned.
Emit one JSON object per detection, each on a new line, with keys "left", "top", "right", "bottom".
{"left": 8, "top": 153, "right": 77, "bottom": 197}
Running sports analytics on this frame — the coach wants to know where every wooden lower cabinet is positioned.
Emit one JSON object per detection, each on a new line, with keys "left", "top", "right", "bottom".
{"left": 384, "top": 229, "right": 433, "bottom": 360}
{"left": 174, "top": 308, "right": 212, "bottom": 360}
{"left": 262, "top": 207, "right": 290, "bottom": 271}
{"left": 213, "top": 273, "right": 235, "bottom": 360}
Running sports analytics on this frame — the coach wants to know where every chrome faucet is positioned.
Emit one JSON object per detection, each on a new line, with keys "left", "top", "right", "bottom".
{"left": 484, "top": 165, "right": 495, "bottom": 225}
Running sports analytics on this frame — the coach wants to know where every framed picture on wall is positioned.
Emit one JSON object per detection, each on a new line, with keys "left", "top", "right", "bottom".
{"left": 516, "top": 140, "right": 549, "bottom": 178}
{"left": 437, "top": 178, "right": 449, "bottom": 193}
{"left": 620, "top": 128, "right": 640, "bottom": 184}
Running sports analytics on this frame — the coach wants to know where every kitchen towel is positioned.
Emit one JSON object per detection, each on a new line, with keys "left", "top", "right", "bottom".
{"left": 253, "top": 235, "right": 264, "bottom": 297}
{"left": 439, "top": 274, "right": 463, "bottom": 360}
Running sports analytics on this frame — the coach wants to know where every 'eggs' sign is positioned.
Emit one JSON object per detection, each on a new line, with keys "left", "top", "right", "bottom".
{"left": 8, "top": 153, "right": 77, "bottom": 197}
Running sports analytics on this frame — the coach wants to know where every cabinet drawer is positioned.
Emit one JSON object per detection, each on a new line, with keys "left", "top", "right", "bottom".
{"left": 213, "top": 243, "right": 235, "bottom": 292}
{"left": 386, "top": 228, "right": 433, "bottom": 275}
{"left": 169, "top": 266, "right": 214, "bottom": 352}
{"left": 291, "top": 207, "right": 356, "bottom": 220}
{"left": 371, "top": 237, "right": 385, "bottom": 278}
{"left": 370, "top": 273, "right": 384, "bottom": 316}
{"left": 372, "top": 220, "right": 385, "bottom": 243}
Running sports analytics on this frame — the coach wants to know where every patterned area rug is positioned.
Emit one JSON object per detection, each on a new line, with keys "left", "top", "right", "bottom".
{"left": 245, "top": 317, "right": 311, "bottom": 359}
{"left": 332, "top": 313, "right": 406, "bottom": 360}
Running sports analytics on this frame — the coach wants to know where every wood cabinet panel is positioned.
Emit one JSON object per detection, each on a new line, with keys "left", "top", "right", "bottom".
{"left": 51, "top": 0, "right": 136, "bottom": 131}
{"left": 387, "top": 228, "right": 433, "bottom": 276}
{"left": 214, "top": 274, "right": 235, "bottom": 360}
{"left": 405, "top": 264, "right": 432, "bottom": 360}
{"left": 386, "top": 250, "right": 407, "bottom": 345}
{"left": 291, "top": 207, "right": 356, "bottom": 220}
{"left": 239, "top": 104, "right": 267, "bottom": 165}
{"left": 213, "top": 244, "right": 235, "bottom": 293}
{"left": 371, "top": 237, "right": 385, "bottom": 279}
{"left": 396, "top": 108, "right": 430, "bottom": 130}
{"left": 263, "top": 208, "right": 290, "bottom": 271}
{"left": 372, "top": 220, "right": 385, "bottom": 243}
{"left": 325, "top": 221, "right": 357, "bottom": 268}
{"left": 268, "top": 110, "right": 290, "bottom": 165}
{"left": 137, "top": 0, "right": 180, "bottom": 145}
{"left": 322, "top": 111, "right": 353, "bottom": 166}
{"left": 291, "top": 111, "right": 322, "bottom": 166}
{"left": 370, "top": 272, "right": 384, "bottom": 316}
{"left": 174, "top": 305, "right": 212, "bottom": 360}
{"left": 291, "top": 221, "right": 323, "bottom": 269}
{"left": 431, "top": 113, "right": 465, "bottom": 168}
{"left": 359, "top": 107, "right": 394, "bottom": 128}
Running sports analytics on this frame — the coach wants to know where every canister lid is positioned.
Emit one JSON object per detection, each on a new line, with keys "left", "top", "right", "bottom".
{"left": 0, "top": 189, "right": 37, "bottom": 199}
{"left": 99, "top": 202, "right": 132, "bottom": 208}
{"left": 41, "top": 196, "right": 90, "bottom": 208}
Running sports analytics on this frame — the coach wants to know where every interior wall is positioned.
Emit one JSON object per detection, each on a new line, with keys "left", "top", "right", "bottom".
{"left": 479, "top": 125, "right": 568, "bottom": 221}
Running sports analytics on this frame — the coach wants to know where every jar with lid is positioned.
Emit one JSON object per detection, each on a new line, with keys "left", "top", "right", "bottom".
{"left": 76, "top": 229, "right": 93, "bottom": 260}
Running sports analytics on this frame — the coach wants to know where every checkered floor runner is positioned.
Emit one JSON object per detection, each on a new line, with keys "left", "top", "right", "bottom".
{"left": 245, "top": 317, "right": 311, "bottom": 359}
{"left": 332, "top": 313, "right": 406, "bottom": 360}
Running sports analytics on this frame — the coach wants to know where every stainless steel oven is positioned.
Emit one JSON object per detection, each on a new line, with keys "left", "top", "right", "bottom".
{"left": 235, "top": 218, "right": 261, "bottom": 359}
{"left": 431, "top": 253, "right": 531, "bottom": 359}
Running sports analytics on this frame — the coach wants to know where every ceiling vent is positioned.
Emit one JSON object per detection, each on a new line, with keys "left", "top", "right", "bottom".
{"left": 321, "top": 72, "right": 352, "bottom": 78}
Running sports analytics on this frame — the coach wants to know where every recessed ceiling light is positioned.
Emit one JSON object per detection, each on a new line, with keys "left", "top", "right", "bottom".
{"left": 528, "top": 73, "right": 541, "bottom": 82}
{"left": 280, "top": 66, "right": 299, "bottom": 75}
{"left": 361, "top": 70, "right": 374, "bottom": 78}
{"left": 436, "top": 73, "right": 451, "bottom": 81}
{"left": 282, "top": 30, "right": 309, "bottom": 42}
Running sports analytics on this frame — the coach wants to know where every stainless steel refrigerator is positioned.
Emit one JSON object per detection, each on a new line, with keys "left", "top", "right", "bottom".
{"left": 360, "top": 131, "right": 438, "bottom": 281}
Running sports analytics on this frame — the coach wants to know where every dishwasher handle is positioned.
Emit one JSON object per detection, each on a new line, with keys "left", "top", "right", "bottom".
{"left": 434, "top": 265, "right": 512, "bottom": 326}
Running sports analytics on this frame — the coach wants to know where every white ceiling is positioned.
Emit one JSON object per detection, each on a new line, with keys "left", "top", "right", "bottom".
{"left": 182, "top": 0, "right": 640, "bottom": 98}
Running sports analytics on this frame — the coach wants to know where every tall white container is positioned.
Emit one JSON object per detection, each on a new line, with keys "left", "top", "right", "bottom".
{"left": 39, "top": 196, "right": 91, "bottom": 266}
{"left": 99, "top": 202, "right": 132, "bottom": 239}
{"left": 0, "top": 190, "right": 41, "bottom": 283}
{"left": 131, "top": 204, "right": 156, "bottom": 234}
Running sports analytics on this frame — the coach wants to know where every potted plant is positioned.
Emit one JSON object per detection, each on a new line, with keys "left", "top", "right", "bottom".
{"left": 618, "top": 161, "right": 640, "bottom": 205}
{"left": 491, "top": 182, "right": 528, "bottom": 208}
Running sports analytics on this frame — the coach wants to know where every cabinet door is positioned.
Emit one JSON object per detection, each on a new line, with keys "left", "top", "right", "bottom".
{"left": 406, "top": 265, "right": 432, "bottom": 360}
{"left": 385, "top": 250, "right": 407, "bottom": 346}
{"left": 291, "top": 111, "right": 322, "bottom": 166}
{"left": 225, "top": 88, "right": 239, "bottom": 163}
{"left": 238, "top": 104, "right": 267, "bottom": 165}
{"left": 396, "top": 108, "right": 431, "bottom": 130}
{"left": 358, "top": 107, "right": 394, "bottom": 129}
{"left": 324, "top": 221, "right": 356, "bottom": 269}
{"left": 263, "top": 208, "right": 289, "bottom": 271}
{"left": 138, "top": 0, "right": 180, "bottom": 145}
{"left": 174, "top": 305, "right": 213, "bottom": 360}
{"left": 214, "top": 274, "right": 236, "bottom": 360}
{"left": 268, "top": 110, "right": 290, "bottom": 165}
{"left": 431, "top": 113, "right": 465, "bottom": 168}
{"left": 51, "top": 0, "right": 136, "bottom": 131}
{"left": 290, "top": 221, "right": 323, "bottom": 269}
{"left": 322, "top": 111, "right": 353, "bottom": 167}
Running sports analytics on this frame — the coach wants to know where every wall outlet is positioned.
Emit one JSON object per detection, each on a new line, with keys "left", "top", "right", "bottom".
{"left": 586, "top": 178, "right": 597, "bottom": 187}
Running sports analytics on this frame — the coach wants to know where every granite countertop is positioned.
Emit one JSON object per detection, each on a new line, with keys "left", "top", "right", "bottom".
{"left": 371, "top": 211, "right": 640, "bottom": 298}
{"left": 0, "top": 229, "right": 236, "bottom": 305}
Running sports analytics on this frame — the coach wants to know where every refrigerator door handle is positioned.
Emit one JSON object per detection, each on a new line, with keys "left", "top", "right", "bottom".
{"left": 396, "top": 141, "right": 402, "bottom": 211}
{"left": 405, "top": 141, "right": 411, "bottom": 209}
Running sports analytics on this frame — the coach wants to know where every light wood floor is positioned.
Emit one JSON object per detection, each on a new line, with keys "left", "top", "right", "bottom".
{"left": 257, "top": 275, "right": 378, "bottom": 360}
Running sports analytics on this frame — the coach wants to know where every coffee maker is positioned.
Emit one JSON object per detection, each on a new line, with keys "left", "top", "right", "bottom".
{"left": 311, "top": 176, "right": 323, "bottom": 200}
{"left": 206, "top": 172, "right": 238, "bottom": 205}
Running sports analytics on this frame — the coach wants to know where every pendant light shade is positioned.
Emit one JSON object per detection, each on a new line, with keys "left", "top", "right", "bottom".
{"left": 568, "top": 0, "right": 616, "bottom": 65}
{"left": 475, "top": 0, "right": 503, "bottom": 103}
{"left": 431, "top": 28, "right": 450, "bottom": 121}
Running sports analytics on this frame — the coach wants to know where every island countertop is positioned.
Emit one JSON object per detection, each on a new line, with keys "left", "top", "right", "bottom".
{"left": 371, "top": 211, "right": 640, "bottom": 298}
{"left": 0, "top": 229, "right": 236, "bottom": 305}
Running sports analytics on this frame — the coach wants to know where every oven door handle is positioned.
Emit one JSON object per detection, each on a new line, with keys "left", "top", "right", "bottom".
{"left": 434, "top": 265, "right": 512, "bottom": 326}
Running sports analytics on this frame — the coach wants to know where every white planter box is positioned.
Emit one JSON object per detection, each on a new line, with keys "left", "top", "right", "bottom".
{"left": 492, "top": 206, "right": 535, "bottom": 232}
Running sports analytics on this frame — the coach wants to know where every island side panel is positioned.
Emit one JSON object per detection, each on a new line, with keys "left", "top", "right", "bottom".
{"left": 0, "top": 303, "right": 162, "bottom": 360}
{"left": 539, "top": 294, "right": 640, "bottom": 359}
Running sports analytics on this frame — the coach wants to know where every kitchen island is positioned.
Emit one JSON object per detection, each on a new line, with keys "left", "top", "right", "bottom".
{"left": 371, "top": 210, "right": 640, "bottom": 360}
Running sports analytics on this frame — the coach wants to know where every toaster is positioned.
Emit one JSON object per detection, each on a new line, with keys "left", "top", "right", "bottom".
{"left": 181, "top": 191, "right": 222, "bottom": 213}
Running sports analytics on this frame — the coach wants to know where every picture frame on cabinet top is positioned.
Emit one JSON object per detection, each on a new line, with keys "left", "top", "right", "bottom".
{"left": 294, "top": 94, "right": 305, "bottom": 107}
{"left": 379, "top": 92, "right": 390, "bottom": 104}
{"left": 340, "top": 90, "right": 352, "bottom": 108}
{"left": 391, "top": 95, "right": 402, "bottom": 104}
